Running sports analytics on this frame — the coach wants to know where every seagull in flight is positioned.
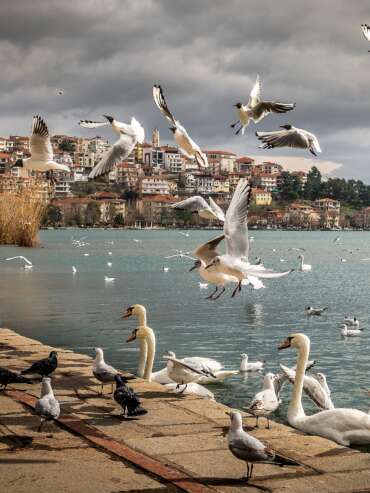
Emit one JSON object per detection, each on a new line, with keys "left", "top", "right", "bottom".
{"left": 361, "top": 24, "right": 370, "bottom": 51}
{"left": 6, "top": 256, "right": 33, "bottom": 269}
{"left": 12, "top": 116, "right": 70, "bottom": 181}
{"left": 79, "top": 115, "right": 144, "bottom": 179}
{"left": 231, "top": 75, "right": 295, "bottom": 135}
{"left": 171, "top": 196, "right": 225, "bottom": 222}
{"left": 153, "top": 84, "right": 208, "bottom": 168}
{"left": 256, "top": 125, "right": 322, "bottom": 156}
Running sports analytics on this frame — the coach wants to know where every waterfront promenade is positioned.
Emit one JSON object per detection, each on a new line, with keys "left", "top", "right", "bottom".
{"left": 1, "top": 328, "right": 370, "bottom": 493}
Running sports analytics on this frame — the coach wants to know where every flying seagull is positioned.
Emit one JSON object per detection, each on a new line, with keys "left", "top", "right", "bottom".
{"left": 5, "top": 256, "right": 33, "bottom": 269}
{"left": 231, "top": 75, "right": 296, "bottom": 135}
{"left": 361, "top": 24, "right": 370, "bottom": 51}
{"left": 227, "top": 411, "right": 297, "bottom": 481}
{"left": 256, "top": 125, "right": 322, "bottom": 156}
{"left": 12, "top": 116, "right": 70, "bottom": 181}
{"left": 171, "top": 196, "right": 225, "bottom": 222}
{"left": 79, "top": 115, "right": 145, "bottom": 179}
{"left": 153, "top": 84, "right": 208, "bottom": 168}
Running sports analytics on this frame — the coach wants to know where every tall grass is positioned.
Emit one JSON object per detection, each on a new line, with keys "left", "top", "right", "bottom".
{"left": 0, "top": 186, "right": 47, "bottom": 247}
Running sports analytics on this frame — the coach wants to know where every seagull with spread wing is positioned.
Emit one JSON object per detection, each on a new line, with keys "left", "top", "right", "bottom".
{"left": 171, "top": 195, "right": 225, "bottom": 222}
{"left": 153, "top": 84, "right": 208, "bottom": 168}
{"left": 12, "top": 116, "right": 70, "bottom": 180}
{"left": 79, "top": 115, "right": 144, "bottom": 179}
{"left": 256, "top": 124, "right": 322, "bottom": 156}
{"left": 231, "top": 75, "right": 295, "bottom": 135}
{"left": 361, "top": 24, "right": 370, "bottom": 51}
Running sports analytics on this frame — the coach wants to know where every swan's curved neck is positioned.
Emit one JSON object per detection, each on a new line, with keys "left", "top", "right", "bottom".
{"left": 137, "top": 308, "right": 147, "bottom": 326}
{"left": 137, "top": 339, "right": 148, "bottom": 378}
{"left": 288, "top": 340, "right": 309, "bottom": 421}
{"left": 143, "top": 327, "right": 156, "bottom": 381}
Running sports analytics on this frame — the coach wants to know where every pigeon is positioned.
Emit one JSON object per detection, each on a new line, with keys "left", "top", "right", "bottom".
{"left": 153, "top": 84, "right": 208, "bottom": 168}
{"left": 113, "top": 375, "right": 147, "bottom": 417}
{"left": 21, "top": 351, "right": 58, "bottom": 377}
{"left": 256, "top": 125, "right": 321, "bottom": 156}
{"left": 79, "top": 115, "right": 144, "bottom": 179}
{"left": 35, "top": 377, "right": 60, "bottom": 432}
{"left": 227, "top": 411, "right": 297, "bottom": 481}
{"left": 231, "top": 75, "right": 295, "bottom": 135}
{"left": 361, "top": 24, "right": 370, "bottom": 51}
{"left": 0, "top": 367, "right": 32, "bottom": 390}
{"left": 11, "top": 116, "right": 70, "bottom": 181}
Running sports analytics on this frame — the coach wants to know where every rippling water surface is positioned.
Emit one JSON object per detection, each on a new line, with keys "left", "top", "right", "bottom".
{"left": 1, "top": 229, "right": 370, "bottom": 423}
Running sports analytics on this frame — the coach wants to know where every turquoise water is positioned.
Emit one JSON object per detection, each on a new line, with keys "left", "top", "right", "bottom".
{"left": 1, "top": 229, "right": 370, "bottom": 423}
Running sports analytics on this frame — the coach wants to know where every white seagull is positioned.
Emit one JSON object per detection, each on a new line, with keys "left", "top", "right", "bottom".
{"left": 92, "top": 347, "right": 119, "bottom": 395}
{"left": 246, "top": 373, "right": 281, "bottom": 428}
{"left": 305, "top": 306, "right": 328, "bottom": 316}
{"left": 79, "top": 115, "right": 144, "bottom": 179}
{"left": 163, "top": 351, "right": 216, "bottom": 391}
{"left": 231, "top": 75, "right": 296, "bottom": 135}
{"left": 341, "top": 324, "right": 363, "bottom": 337}
{"left": 361, "top": 24, "right": 370, "bottom": 50}
{"left": 6, "top": 256, "right": 33, "bottom": 269}
{"left": 104, "top": 276, "right": 115, "bottom": 283}
{"left": 72, "top": 266, "right": 77, "bottom": 275}
{"left": 153, "top": 84, "right": 208, "bottom": 168}
{"left": 240, "top": 354, "right": 264, "bottom": 372}
{"left": 12, "top": 116, "right": 70, "bottom": 179}
{"left": 35, "top": 377, "right": 60, "bottom": 432}
{"left": 204, "top": 179, "right": 292, "bottom": 297}
{"left": 256, "top": 125, "right": 322, "bottom": 156}
{"left": 171, "top": 196, "right": 225, "bottom": 222}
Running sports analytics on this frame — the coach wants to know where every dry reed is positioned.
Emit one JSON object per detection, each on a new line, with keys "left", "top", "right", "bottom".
{"left": 0, "top": 185, "right": 47, "bottom": 247}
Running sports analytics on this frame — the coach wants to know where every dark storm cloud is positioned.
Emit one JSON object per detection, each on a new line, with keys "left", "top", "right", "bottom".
{"left": 1, "top": 0, "right": 370, "bottom": 178}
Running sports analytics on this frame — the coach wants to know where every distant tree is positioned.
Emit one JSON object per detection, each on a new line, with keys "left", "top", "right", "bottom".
{"left": 304, "top": 166, "right": 322, "bottom": 200}
{"left": 114, "top": 213, "right": 125, "bottom": 226}
{"left": 42, "top": 205, "right": 63, "bottom": 226}
{"left": 279, "top": 171, "right": 302, "bottom": 201}
{"left": 85, "top": 201, "right": 101, "bottom": 226}
{"left": 59, "top": 140, "right": 75, "bottom": 153}
{"left": 122, "top": 190, "right": 138, "bottom": 201}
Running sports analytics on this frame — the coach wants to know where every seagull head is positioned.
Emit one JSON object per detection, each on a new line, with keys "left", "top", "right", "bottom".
{"left": 169, "top": 126, "right": 176, "bottom": 134}
{"left": 280, "top": 124, "right": 292, "bottom": 130}
{"left": 233, "top": 103, "right": 242, "bottom": 109}
{"left": 189, "top": 259, "right": 201, "bottom": 272}
{"left": 225, "top": 410, "right": 243, "bottom": 430}
{"left": 204, "top": 256, "right": 221, "bottom": 270}
{"left": 103, "top": 115, "right": 114, "bottom": 123}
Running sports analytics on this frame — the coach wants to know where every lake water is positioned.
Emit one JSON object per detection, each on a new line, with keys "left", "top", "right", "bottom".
{"left": 1, "top": 228, "right": 370, "bottom": 424}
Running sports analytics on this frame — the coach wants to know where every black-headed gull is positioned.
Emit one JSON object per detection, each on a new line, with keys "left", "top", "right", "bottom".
{"left": 256, "top": 125, "right": 321, "bottom": 156}
{"left": 171, "top": 195, "right": 225, "bottom": 222}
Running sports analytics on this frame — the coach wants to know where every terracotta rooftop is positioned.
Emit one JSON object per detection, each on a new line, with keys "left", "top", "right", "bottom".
{"left": 203, "top": 150, "right": 236, "bottom": 156}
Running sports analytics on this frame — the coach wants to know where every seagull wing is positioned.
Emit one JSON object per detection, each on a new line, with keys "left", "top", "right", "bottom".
{"left": 194, "top": 149, "right": 208, "bottom": 168}
{"left": 256, "top": 128, "right": 309, "bottom": 150}
{"left": 166, "top": 356, "right": 215, "bottom": 377}
{"left": 89, "top": 134, "right": 136, "bottom": 178}
{"left": 6, "top": 256, "right": 32, "bottom": 266}
{"left": 208, "top": 197, "right": 225, "bottom": 221}
{"left": 30, "top": 116, "right": 53, "bottom": 162}
{"left": 194, "top": 234, "right": 225, "bottom": 264}
{"left": 79, "top": 120, "right": 110, "bottom": 129}
{"left": 252, "top": 101, "right": 296, "bottom": 123}
{"left": 171, "top": 196, "right": 209, "bottom": 212}
{"left": 153, "top": 84, "right": 177, "bottom": 125}
{"left": 224, "top": 179, "right": 251, "bottom": 259}
{"left": 361, "top": 24, "right": 370, "bottom": 42}
{"left": 248, "top": 74, "right": 262, "bottom": 107}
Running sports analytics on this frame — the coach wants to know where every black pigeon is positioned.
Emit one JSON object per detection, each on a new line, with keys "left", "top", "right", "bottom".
{"left": 0, "top": 367, "right": 32, "bottom": 390}
{"left": 113, "top": 375, "right": 147, "bottom": 417}
{"left": 21, "top": 351, "right": 58, "bottom": 377}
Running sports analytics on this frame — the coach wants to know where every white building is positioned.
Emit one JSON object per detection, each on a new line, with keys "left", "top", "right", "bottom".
{"left": 139, "top": 176, "right": 171, "bottom": 195}
{"left": 163, "top": 146, "right": 183, "bottom": 173}
{"left": 195, "top": 174, "right": 214, "bottom": 194}
{"left": 204, "top": 150, "right": 236, "bottom": 173}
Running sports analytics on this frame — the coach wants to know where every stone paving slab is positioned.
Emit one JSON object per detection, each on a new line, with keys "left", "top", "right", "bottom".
{"left": 1, "top": 328, "right": 370, "bottom": 493}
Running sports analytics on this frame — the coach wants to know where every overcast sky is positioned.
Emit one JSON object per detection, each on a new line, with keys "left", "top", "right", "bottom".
{"left": 1, "top": 0, "right": 370, "bottom": 179}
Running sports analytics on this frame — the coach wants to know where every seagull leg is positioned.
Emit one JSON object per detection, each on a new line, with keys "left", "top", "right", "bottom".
{"left": 231, "top": 281, "right": 242, "bottom": 298}
{"left": 205, "top": 286, "right": 218, "bottom": 300}
{"left": 249, "top": 463, "right": 254, "bottom": 480}
{"left": 230, "top": 120, "right": 240, "bottom": 128}
{"left": 100, "top": 383, "right": 104, "bottom": 395}
{"left": 212, "top": 286, "right": 226, "bottom": 300}
{"left": 38, "top": 418, "right": 45, "bottom": 432}
{"left": 255, "top": 416, "right": 259, "bottom": 428}
{"left": 266, "top": 417, "right": 270, "bottom": 429}
{"left": 243, "top": 463, "right": 250, "bottom": 481}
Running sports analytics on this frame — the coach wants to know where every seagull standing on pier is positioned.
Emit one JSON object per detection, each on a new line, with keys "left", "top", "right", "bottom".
{"left": 92, "top": 348, "right": 119, "bottom": 395}
{"left": 79, "top": 115, "right": 144, "bottom": 179}
{"left": 231, "top": 75, "right": 296, "bottom": 135}
{"left": 153, "top": 84, "right": 208, "bottom": 168}
{"left": 11, "top": 116, "right": 70, "bottom": 181}
{"left": 35, "top": 377, "right": 60, "bottom": 431}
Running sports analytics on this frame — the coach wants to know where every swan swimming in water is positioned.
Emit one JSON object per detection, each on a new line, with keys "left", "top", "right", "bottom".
{"left": 278, "top": 333, "right": 370, "bottom": 445}
{"left": 298, "top": 255, "right": 311, "bottom": 272}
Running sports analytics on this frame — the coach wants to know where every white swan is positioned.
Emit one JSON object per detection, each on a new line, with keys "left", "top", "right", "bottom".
{"left": 341, "top": 324, "right": 363, "bottom": 337}
{"left": 278, "top": 333, "right": 370, "bottom": 445}
{"left": 122, "top": 305, "right": 216, "bottom": 398}
{"left": 298, "top": 255, "right": 311, "bottom": 272}
{"left": 240, "top": 353, "right": 264, "bottom": 372}
{"left": 246, "top": 373, "right": 281, "bottom": 428}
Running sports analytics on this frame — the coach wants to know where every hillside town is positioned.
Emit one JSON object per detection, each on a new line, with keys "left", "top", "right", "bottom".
{"left": 0, "top": 128, "right": 368, "bottom": 230}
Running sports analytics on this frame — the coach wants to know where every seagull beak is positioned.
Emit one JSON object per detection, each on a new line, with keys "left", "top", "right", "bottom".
{"left": 278, "top": 338, "right": 291, "bottom": 350}
{"left": 189, "top": 263, "right": 198, "bottom": 272}
{"left": 225, "top": 411, "right": 231, "bottom": 416}
{"left": 204, "top": 264, "right": 212, "bottom": 270}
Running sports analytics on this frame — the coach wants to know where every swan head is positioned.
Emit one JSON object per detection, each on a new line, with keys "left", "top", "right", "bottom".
{"left": 121, "top": 304, "right": 146, "bottom": 320}
{"left": 278, "top": 333, "right": 310, "bottom": 351}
